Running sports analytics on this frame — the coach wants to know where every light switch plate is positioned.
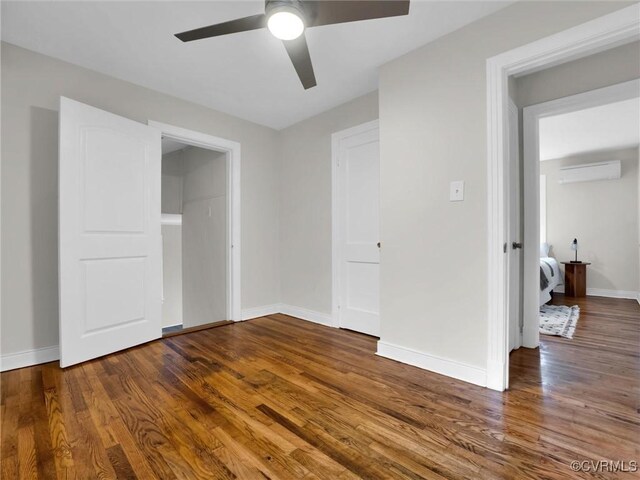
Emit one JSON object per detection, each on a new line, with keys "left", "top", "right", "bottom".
{"left": 450, "top": 181, "right": 464, "bottom": 201}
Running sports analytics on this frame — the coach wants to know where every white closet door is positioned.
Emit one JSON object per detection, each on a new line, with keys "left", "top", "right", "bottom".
{"left": 58, "top": 97, "right": 162, "bottom": 367}
{"left": 337, "top": 124, "right": 380, "bottom": 337}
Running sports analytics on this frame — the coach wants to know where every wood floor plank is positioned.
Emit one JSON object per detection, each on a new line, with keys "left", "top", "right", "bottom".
{"left": 1, "top": 294, "right": 638, "bottom": 479}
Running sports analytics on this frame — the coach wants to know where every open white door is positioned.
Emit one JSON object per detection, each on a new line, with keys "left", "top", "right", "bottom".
{"left": 59, "top": 97, "right": 162, "bottom": 367}
{"left": 334, "top": 121, "right": 380, "bottom": 337}
{"left": 507, "top": 100, "right": 522, "bottom": 353}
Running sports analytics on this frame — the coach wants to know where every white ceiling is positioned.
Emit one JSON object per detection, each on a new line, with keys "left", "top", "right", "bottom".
{"left": 539, "top": 98, "right": 640, "bottom": 161}
{"left": 1, "top": 1, "right": 511, "bottom": 129}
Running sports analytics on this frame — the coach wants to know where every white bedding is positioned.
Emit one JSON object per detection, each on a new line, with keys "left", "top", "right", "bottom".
{"left": 540, "top": 257, "right": 562, "bottom": 306}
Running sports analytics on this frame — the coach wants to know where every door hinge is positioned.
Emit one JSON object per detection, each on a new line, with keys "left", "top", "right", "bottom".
{"left": 503, "top": 243, "right": 507, "bottom": 253}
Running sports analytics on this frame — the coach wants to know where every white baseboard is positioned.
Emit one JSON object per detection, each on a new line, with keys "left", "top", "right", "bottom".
{"left": 587, "top": 288, "right": 639, "bottom": 300}
{"left": 1, "top": 305, "right": 334, "bottom": 372}
{"left": 278, "top": 304, "right": 336, "bottom": 328}
{"left": 241, "top": 304, "right": 281, "bottom": 320}
{"left": 162, "top": 321, "right": 183, "bottom": 329}
{"left": 1, "top": 345, "right": 59, "bottom": 372}
{"left": 554, "top": 286, "right": 638, "bottom": 300}
{"left": 242, "top": 303, "right": 336, "bottom": 327}
{"left": 485, "top": 360, "right": 506, "bottom": 391}
{"left": 376, "top": 340, "right": 487, "bottom": 387}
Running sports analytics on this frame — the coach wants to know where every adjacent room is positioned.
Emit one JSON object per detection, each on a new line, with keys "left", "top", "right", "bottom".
{"left": 538, "top": 98, "right": 639, "bottom": 303}
{"left": 507, "top": 47, "right": 640, "bottom": 397}
{"left": 1, "top": 1, "right": 639, "bottom": 478}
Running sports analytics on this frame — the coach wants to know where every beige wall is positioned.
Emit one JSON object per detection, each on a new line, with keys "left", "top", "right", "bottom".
{"left": 279, "top": 91, "right": 378, "bottom": 313}
{"left": 161, "top": 150, "right": 184, "bottom": 328}
{"left": 162, "top": 150, "right": 184, "bottom": 214}
{"left": 1, "top": 42, "right": 280, "bottom": 356}
{"left": 541, "top": 148, "right": 639, "bottom": 293}
{"left": 513, "top": 41, "right": 640, "bottom": 108}
{"left": 162, "top": 224, "right": 183, "bottom": 328}
{"left": 377, "top": 1, "right": 633, "bottom": 369}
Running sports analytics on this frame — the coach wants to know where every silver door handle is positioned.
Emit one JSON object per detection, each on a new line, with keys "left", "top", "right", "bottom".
{"left": 512, "top": 242, "right": 523, "bottom": 249}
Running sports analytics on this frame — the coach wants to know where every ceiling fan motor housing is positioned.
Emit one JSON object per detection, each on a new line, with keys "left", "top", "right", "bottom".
{"left": 265, "top": 0, "right": 308, "bottom": 22}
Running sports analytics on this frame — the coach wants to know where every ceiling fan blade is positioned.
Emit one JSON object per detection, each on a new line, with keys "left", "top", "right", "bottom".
{"left": 303, "top": 0, "right": 410, "bottom": 27}
{"left": 175, "top": 14, "right": 266, "bottom": 42}
{"left": 282, "top": 33, "right": 317, "bottom": 90}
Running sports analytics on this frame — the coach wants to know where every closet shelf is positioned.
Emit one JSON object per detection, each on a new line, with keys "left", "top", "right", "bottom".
{"left": 161, "top": 213, "right": 182, "bottom": 226}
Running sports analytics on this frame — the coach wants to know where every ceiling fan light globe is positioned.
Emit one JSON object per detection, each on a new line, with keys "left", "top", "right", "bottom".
{"left": 267, "top": 10, "right": 305, "bottom": 40}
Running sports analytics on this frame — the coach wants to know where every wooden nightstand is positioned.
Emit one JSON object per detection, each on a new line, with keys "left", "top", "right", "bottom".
{"left": 561, "top": 262, "right": 591, "bottom": 297}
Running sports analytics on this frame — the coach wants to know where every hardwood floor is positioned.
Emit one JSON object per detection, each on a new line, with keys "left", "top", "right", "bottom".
{"left": 2, "top": 296, "right": 639, "bottom": 479}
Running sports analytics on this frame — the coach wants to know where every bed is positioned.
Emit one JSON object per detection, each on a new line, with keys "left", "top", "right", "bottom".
{"left": 540, "top": 243, "right": 562, "bottom": 305}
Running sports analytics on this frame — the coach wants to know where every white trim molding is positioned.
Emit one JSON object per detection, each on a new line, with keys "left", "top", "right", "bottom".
{"left": 486, "top": 4, "right": 640, "bottom": 391}
{"left": 148, "top": 120, "right": 242, "bottom": 322}
{"left": 376, "top": 341, "right": 487, "bottom": 387}
{"left": 1, "top": 346, "right": 60, "bottom": 372}
{"left": 554, "top": 286, "right": 639, "bottom": 300}
{"left": 242, "top": 303, "right": 337, "bottom": 327}
{"left": 539, "top": 175, "right": 547, "bottom": 244}
{"left": 241, "top": 304, "right": 281, "bottom": 320}
{"left": 162, "top": 321, "right": 183, "bottom": 329}
{"left": 279, "top": 304, "right": 336, "bottom": 328}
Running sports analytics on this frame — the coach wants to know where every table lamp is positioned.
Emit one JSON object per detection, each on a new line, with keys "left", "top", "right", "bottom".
{"left": 570, "top": 238, "right": 580, "bottom": 263}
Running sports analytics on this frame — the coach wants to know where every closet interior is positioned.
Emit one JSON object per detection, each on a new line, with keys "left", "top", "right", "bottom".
{"left": 161, "top": 138, "right": 228, "bottom": 334}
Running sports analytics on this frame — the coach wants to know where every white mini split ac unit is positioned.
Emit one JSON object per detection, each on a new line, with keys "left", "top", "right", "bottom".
{"left": 558, "top": 160, "right": 622, "bottom": 184}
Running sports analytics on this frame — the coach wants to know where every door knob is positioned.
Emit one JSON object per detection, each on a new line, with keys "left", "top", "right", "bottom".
{"left": 512, "top": 242, "right": 523, "bottom": 249}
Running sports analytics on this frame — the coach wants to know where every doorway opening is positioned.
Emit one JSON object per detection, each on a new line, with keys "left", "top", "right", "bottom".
{"left": 505, "top": 66, "right": 639, "bottom": 397}
{"left": 485, "top": 4, "right": 639, "bottom": 391}
{"left": 517, "top": 78, "right": 639, "bottom": 352}
{"left": 331, "top": 120, "right": 381, "bottom": 337}
{"left": 150, "top": 121, "right": 242, "bottom": 336}
{"left": 161, "top": 140, "right": 228, "bottom": 334}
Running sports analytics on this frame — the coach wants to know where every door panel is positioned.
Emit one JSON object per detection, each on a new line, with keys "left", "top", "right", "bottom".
{"left": 507, "top": 100, "right": 522, "bottom": 353}
{"left": 59, "top": 97, "right": 162, "bottom": 367}
{"left": 337, "top": 124, "right": 380, "bottom": 337}
{"left": 82, "top": 129, "right": 147, "bottom": 232}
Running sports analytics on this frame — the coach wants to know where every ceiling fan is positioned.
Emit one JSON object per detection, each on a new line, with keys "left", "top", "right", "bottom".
{"left": 175, "top": 0, "right": 410, "bottom": 90}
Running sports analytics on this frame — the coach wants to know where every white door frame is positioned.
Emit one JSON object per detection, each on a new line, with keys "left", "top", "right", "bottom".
{"left": 521, "top": 79, "right": 640, "bottom": 349}
{"left": 485, "top": 4, "right": 639, "bottom": 391}
{"left": 331, "top": 119, "right": 380, "bottom": 329}
{"left": 149, "top": 120, "right": 241, "bottom": 322}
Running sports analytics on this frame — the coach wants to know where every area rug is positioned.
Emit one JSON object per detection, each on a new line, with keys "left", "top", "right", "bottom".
{"left": 539, "top": 304, "right": 580, "bottom": 339}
